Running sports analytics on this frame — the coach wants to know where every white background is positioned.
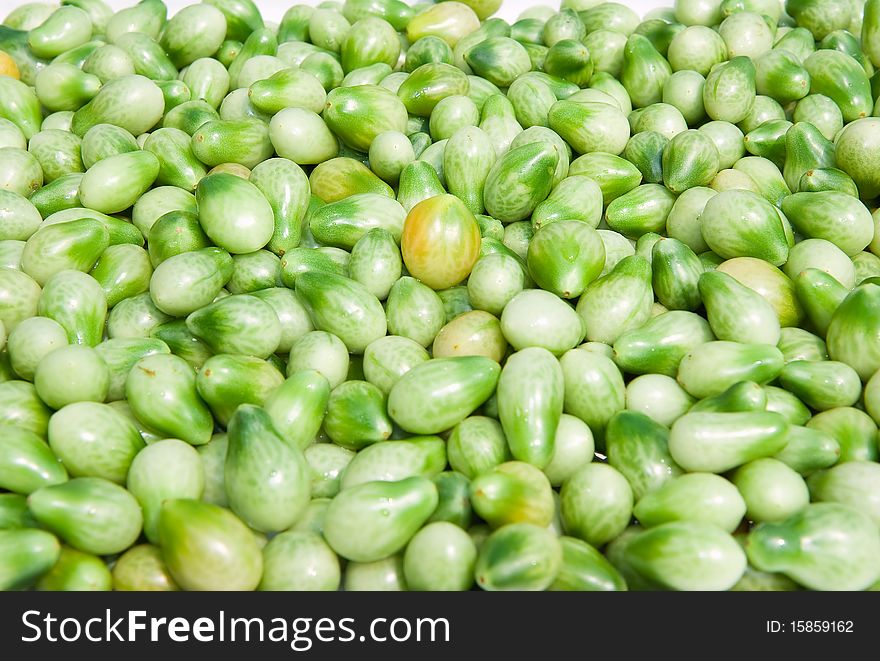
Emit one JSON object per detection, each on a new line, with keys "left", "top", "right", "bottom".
{"left": 5, "top": 0, "right": 666, "bottom": 25}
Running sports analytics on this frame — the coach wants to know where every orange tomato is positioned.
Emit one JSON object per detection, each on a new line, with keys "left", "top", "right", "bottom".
{"left": 0, "top": 50, "right": 20, "bottom": 80}
{"left": 401, "top": 194, "right": 482, "bottom": 290}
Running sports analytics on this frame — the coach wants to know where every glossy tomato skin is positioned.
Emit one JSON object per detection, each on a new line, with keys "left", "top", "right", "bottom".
{"left": 401, "top": 194, "right": 481, "bottom": 290}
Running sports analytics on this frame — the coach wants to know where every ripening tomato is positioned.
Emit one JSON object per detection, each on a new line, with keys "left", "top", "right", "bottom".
{"left": 401, "top": 194, "right": 481, "bottom": 290}
{"left": 0, "top": 50, "right": 20, "bottom": 80}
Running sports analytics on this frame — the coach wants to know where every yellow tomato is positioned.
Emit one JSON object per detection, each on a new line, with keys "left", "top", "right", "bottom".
{"left": 0, "top": 51, "right": 20, "bottom": 80}
{"left": 406, "top": 2, "right": 481, "bottom": 47}
{"left": 208, "top": 162, "right": 252, "bottom": 179}
{"left": 401, "top": 194, "right": 481, "bottom": 290}
{"left": 432, "top": 310, "right": 508, "bottom": 363}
